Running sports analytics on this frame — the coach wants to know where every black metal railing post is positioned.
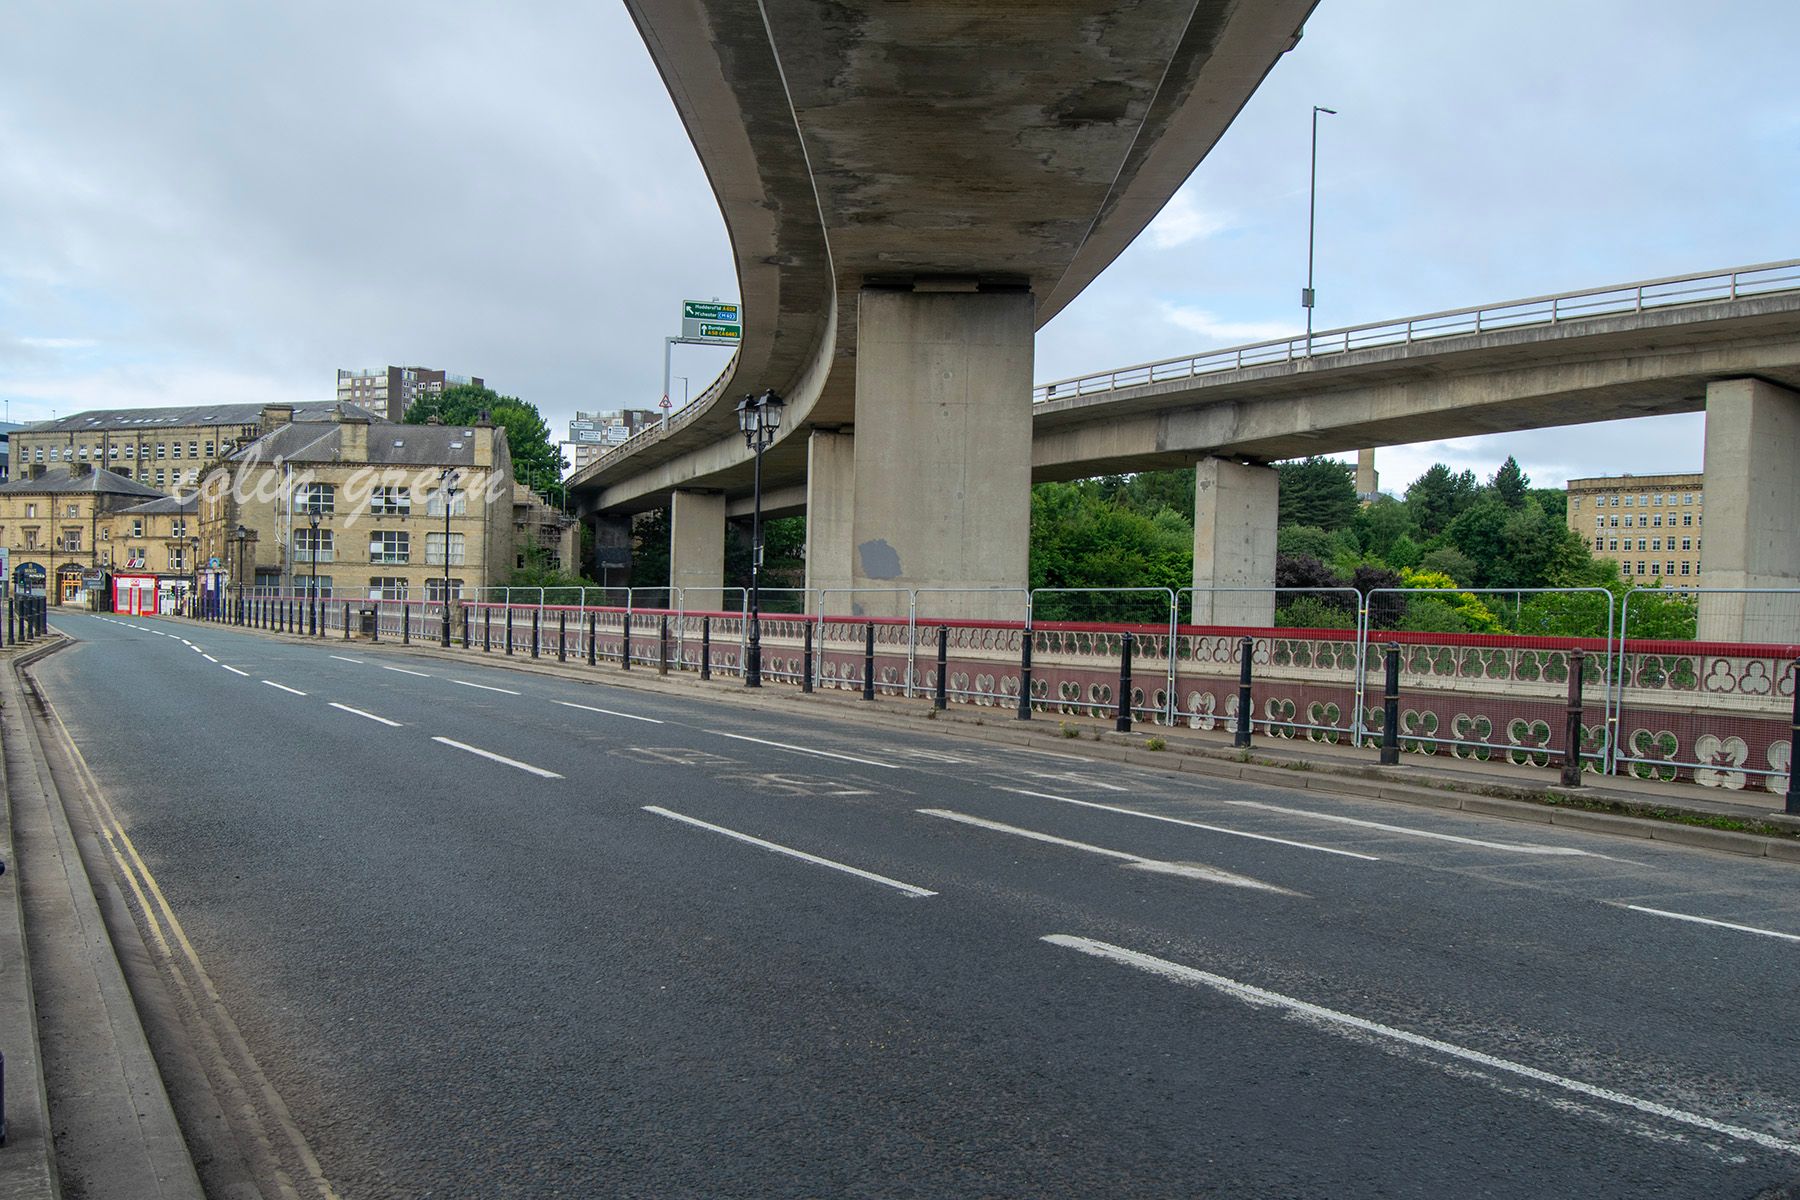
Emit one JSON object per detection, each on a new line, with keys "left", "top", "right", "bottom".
{"left": 587, "top": 612, "right": 596, "bottom": 666}
{"left": 861, "top": 622, "right": 876, "bottom": 701}
{"left": 558, "top": 611, "right": 567, "bottom": 662}
{"left": 1561, "top": 648, "right": 1587, "bottom": 788}
{"left": 1379, "top": 643, "right": 1402, "bottom": 765}
{"left": 461, "top": 607, "right": 470, "bottom": 650}
{"left": 801, "top": 621, "right": 813, "bottom": 693}
{"left": 621, "top": 615, "right": 632, "bottom": 671}
{"left": 505, "top": 607, "right": 513, "bottom": 656}
{"left": 1115, "top": 631, "right": 1134, "bottom": 733}
{"left": 700, "top": 617, "right": 711, "bottom": 681}
{"left": 531, "top": 609, "right": 540, "bottom": 658}
{"left": 1788, "top": 659, "right": 1800, "bottom": 816}
{"left": 1234, "top": 635, "right": 1254, "bottom": 748}
{"left": 1017, "top": 629, "right": 1033, "bottom": 720}
{"left": 484, "top": 606, "right": 492, "bottom": 652}
{"left": 935, "top": 625, "right": 948, "bottom": 710}
{"left": 659, "top": 616, "right": 670, "bottom": 676}
{"left": 343, "top": 602, "right": 350, "bottom": 640}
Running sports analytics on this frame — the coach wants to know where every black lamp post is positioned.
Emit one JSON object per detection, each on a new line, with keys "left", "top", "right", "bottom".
{"left": 735, "top": 389, "right": 784, "bottom": 687}
{"left": 439, "top": 467, "right": 455, "bottom": 647}
{"left": 188, "top": 535, "right": 199, "bottom": 617}
{"left": 229, "top": 523, "right": 250, "bottom": 622}
{"left": 308, "top": 510, "right": 320, "bottom": 636}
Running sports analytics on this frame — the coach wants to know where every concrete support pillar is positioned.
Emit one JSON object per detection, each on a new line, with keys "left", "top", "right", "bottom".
{"left": 668, "top": 489, "right": 726, "bottom": 602}
{"left": 803, "top": 429, "right": 855, "bottom": 607}
{"left": 1190, "top": 457, "right": 1279, "bottom": 627}
{"left": 1697, "top": 378, "right": 1800, "bottom": 641}
{"left": 850, "top": 288, "right": 1034, "bottom": 619}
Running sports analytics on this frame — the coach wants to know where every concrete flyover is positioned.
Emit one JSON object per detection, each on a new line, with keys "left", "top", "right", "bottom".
{"left": 580, "top": 0, "right": 1321, "bottom": 613}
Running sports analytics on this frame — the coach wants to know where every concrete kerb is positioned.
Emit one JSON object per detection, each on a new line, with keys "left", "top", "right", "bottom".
{"left": 0, "top": 636, "right": 66, "bottom": 1199}
{"left": 171, "top": 614, "right": 1800, "bottom": 862}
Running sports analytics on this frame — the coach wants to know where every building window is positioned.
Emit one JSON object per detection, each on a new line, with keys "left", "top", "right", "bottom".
{"left": 188, "top": 441, "right": 197, "bottom": 458}
{"left": 1684, "top": 493, "right": 1692, "bottom": 504}
{"left": 205, "top": 441, "right": 214, "bottom": 458}
{"left": 24, "top": 503, "right": 35, "bottom": 518}
{"left": 156, "top": 443, "right": 166, "bottom": 459}
{"left": 171, "top": 520, "right": 186, "bottom": 537}
{"left": 22, "top": 528, "right": 36, "bottom": 550}
{"left": 1683, "top": 513, "right": 1693, "bottom": 526}
{"left": 171, "top": 442, "right": 182, "bottom": 459}
{"left": 66, "top": 503, "right": 78, "bottom": 518}
{"left": 369, "top": 531, "right": 410, "bottom": 564}
{"left": 1609, "top": 515, "right": 1618, "bottom": 527}
{"left": 125, "top": 444, "right": 135, "bottom": 458}
{"left": 424, "top": 532, "right": 465, "bottom": 566}
{"left": 1594, "top": 515, "right": 1603, "bottom": 527}
{"left": 156, "top": 470, "right": 166, "bottom": 487}
{"left": 1680, "top": 562, "right": 1691, "bottom": 575}
{"left": 1624, "top": 515, "right": 1634, "bottom": 528}
{"left": 1651, "top": 538, "right": 1661, "bottom": 551}
{"left": 1608, "top": 539, "right": 1618, "bottom": 551}
{"left": 109, "top": 445, "right": 118, "bottom": 460}
{"left": 295, "top": 528, "right": 335, "bottom": 563}
{"left": 426, "top": 487, "right": 466, "bottom": 517}
{"left": 1623, "top": 496, "right": 1633, "bottom": 507}
{"left": 1571, "top": 497, "right": 1581, "bottom": 511}
{"left": 1621, "top": 561, "right": 1632, "bottom": 576}
{"left": 1666, "top": 560, "right": 1675, "bottom": 575}
{"left": 1650, "top": 562, "right": 1661, "bottom": 575}
{"left": 1695, "top": 515, "right": 1702, "bottom": 527}
{"left": 1637, "top": 538, "right": 1647, "bottom": 551}
{"left": 367, "top": 577, "right": 407, "bottom": 600}
{"left": 425, "top": 578, "right": 465, "bottom": 602}
{"left": 61, "top": 528, "right": 80, "bottom": 552}
{"left": 131, "top": 518, "right": 143, "bottom": 537}
{"left": 299, "top": 575, "right": 333, "bottom": 598}
{"left": 169, "top": 547, "right": 185, "bottom": 572}
{"left": 1639, "top": 494, "right": 1648, "bottom": 507}
{"left": 1652, "top": 514, "right": 1662, "bottom": 527}
{"left": 1696, "top": 492, "right": 1703, "bottom": 505}
{"left": 368, "top": 487, "right": 410, "bottom": 516}
{"left": 296, "top": 482, "right": 336, "bottom": 515}
{"left": 1681, "top": 537, "right": 1691, "bottom": 551}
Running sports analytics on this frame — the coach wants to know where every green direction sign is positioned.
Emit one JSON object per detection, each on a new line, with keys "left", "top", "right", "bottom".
{"left": 697, "top": 323, "right": 740, "bottom": 341}
{"left": 683, "top": 300, "right": 740, "bottom": 323}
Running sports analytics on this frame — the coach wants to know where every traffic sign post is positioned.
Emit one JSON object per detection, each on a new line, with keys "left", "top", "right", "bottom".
{"left": 663, "top": 299, "right": 743, "bottom": 428}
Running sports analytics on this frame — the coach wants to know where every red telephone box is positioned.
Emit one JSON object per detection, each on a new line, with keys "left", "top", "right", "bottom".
{"left": 112, "top": 574, "right": 159, "bottom": 616}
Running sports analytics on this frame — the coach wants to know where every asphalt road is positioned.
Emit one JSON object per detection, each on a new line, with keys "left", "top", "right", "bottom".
{"left": 33, "top": 610, "right": 1800, "bottom": 1199}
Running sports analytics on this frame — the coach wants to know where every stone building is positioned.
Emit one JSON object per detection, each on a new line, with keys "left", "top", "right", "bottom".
{"left": 196, "top": 405, "right": 515, "bottom": 601}
{"left": 0, "top": 465, "right": 167, "bottom": 604}
{"left": 1565, "top": 473, "right": 1705, "bottom": 589}
{"left": 13, "top": 403, "right": 354, "bottom": 493}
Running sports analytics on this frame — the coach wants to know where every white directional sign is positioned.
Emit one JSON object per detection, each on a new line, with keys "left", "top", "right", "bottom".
{"left": 681, "top": 300, "right": 741, "bottom": 343}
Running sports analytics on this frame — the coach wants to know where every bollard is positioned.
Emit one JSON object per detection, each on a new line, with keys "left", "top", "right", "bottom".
{"left": 1561, "top": 648, "right": 1587, "bottom": 788}
{"left": 485, "top": 606, "right": 492, "bottom": 652}
{"left": 505, "top": 607, "right": 513, "bottom": 656}
{"left": 1017, "top": 630, "right": 1033, "bottom": 720}
{"left": 621, "top": 617, "right": 632, "bottom": 671}
{"left": 801, "top": 621, "right": 813, "bottom": 693}
{"left": 403, "top": 603, "right": 411, "bottom": 645}
{"left": 587, "top": 612, "right": 597, "bottom": 667}
{"left": 1379, "top": 643, "right": 1401, "bottom": 765}
{"left": 1788, "top": 659, "right": 1800, "bottom": 816}
{"left": 1234, "top": 635, "right": 1254, "bottom": 748}
{"left": 462, "top": 608, "right": 470, "bottom": 650}
{"left": 862, "top": 622, "right": 876, "bottom": 701}
{"left": 558, "top": 611, "right": 567, "bottom": 662}
{"left": 1115, "top": 631, "right": 1135, "bottom": 733}
{"left": 0, "top": 1047, "right": 8, "bottom": 1146}
{"left": 531, "top": 609, "right": 540, "bottom": 658}
{"left": 659, "top": 616, "right": 669, "bottom": 676}
{"left": 935, "top": 625, "right": 949, "bottom": 710}
{"left": 700, "top": 617, "right": 711, "bottom": 681}
{"left": 344, "top": 602, "right": 351, "bottom": 640}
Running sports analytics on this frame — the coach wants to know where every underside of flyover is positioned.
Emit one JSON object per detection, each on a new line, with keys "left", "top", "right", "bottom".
{"left": 577, "top": 0, "right": 1318, "bottom": 616}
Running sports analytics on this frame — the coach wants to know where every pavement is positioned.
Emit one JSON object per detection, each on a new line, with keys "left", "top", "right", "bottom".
{"left": 19, "top": 608, "right": 1800, "bottom": 1198}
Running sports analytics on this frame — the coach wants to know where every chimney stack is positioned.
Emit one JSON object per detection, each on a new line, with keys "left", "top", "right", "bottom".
{"left": 260, "top": 404, "right": 295, "bottom": 434}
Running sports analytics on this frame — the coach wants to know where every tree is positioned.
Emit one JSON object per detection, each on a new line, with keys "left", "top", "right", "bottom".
{"left": 1405, "top": 464, "right": 1480, "bottom": 537}
{"left": 1094, "top": 468, "right": 1193, "bottom": 521}
{"left": 405, "top": 383, "right": 566, "bottom": 486}
{"left": 1278, "top": 456, "right": 1358, "bottom": 530}
{"left": 1353, "top": 495, "right": 1415, "bottom": 561}
{"left": 1277, "top": 524, "right": 1346, "bottom": 563}
{"left": 628, "top": 508, "right": 670, "bottom": 589}
{"left": 1490, "top": 456, "right": 1530, "bottom": 509}
{"left": 1417, "top": 545, "right": 1477, "bottom": 586}
{"left": 1031, "top": 481, "right": 1190, "bottom": 621}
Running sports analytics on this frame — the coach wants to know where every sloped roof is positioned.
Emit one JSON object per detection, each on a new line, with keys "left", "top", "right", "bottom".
{"left": 16, "top": 403, "right": 361, "bottom": 435}
{"left": 225, "top": 419, "right": 496, "bottom": 469}
{"left": 118, "top": 493, "right": 199, "bottom": 515}
{"left": 0, "top": 467, "right": 167, "bottom": 498}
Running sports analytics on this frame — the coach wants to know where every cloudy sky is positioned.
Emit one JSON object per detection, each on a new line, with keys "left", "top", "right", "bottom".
{"left": 2, "top": 1, "right": 1795, "bottom": 495}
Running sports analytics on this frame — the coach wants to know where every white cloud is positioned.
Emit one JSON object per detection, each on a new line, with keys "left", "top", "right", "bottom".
{"left": 1159, "top": 305, "right": 1300, "bottom": 345}
{"left": 0, "top": 364, "right": 315, "bottom": 424}
{"left": 17, "top": 336, "right": 96, "bottom": 350}
{"left": 1145, "top": 191, "right": 1230, "bottom": 249}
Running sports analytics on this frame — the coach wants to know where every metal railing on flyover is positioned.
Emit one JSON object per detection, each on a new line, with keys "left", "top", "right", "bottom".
{"left": 1032, "top": 258, "right": 1800, "bottom": 402}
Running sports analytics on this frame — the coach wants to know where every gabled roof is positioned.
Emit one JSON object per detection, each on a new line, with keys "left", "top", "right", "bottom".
{"left": 0, "top": 467, "right": 167, "bottom": 498}
{"left": 224, "top": 419, "right": 496, "bottom": 469}
{"left": 118, "top": 493, "right": 199, "bottom": 515}
{"left": 15, "top": 403, "right": 359, "bottom": 435}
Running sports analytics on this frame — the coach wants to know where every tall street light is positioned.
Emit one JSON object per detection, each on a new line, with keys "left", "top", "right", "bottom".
{"left": 735, "top": 388, "right": 784, "bottom": 688}
{"left": 308, "top": 510, "right": 320, "bottom": 636}
{"left": 439, "top": 467, "right": 456, "bottom": 647}
{"left": 229, "top": 523, "right": 250, "bottom": 623}
{"left": 1304, "top": 104, "right": 1337, "bottom": 356}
